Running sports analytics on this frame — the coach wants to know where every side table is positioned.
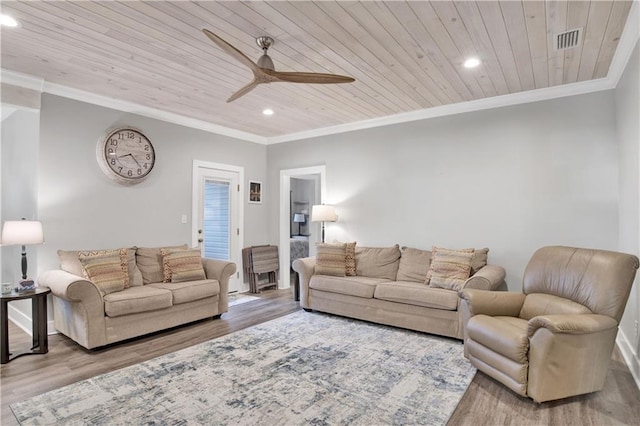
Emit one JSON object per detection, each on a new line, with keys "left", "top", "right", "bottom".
{"left": 1, "top": 287, "right": 51, "bottom": 364}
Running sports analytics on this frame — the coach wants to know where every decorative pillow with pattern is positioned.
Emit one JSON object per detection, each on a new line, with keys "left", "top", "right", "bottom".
{"left": 160, "top": 248, "right": 206, "bottom": 283}
{"left": 315, "top": 243, "right": 347, "bottom": 277}
{"left": 426, "top": 246, "right": 475, "bottom": 291}
{"left": 334, "top": 240, "right": 357, "bottom": 276}
{"left": 78, "top": 248, "right": 129, "bottom": 295}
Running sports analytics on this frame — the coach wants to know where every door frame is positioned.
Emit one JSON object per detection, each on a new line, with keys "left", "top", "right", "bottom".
{"left": 192, "top": 160, "right": 245, "bottom": 292}
{"left": 279, "top": 165, "right": 326, "bottom": 289}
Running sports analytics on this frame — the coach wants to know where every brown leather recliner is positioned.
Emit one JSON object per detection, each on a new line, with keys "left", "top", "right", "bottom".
{"left": 459, "top": 246, "right": 639, "bottom": 402}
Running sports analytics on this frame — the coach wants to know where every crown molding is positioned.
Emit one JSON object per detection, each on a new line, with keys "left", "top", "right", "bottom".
{"left": 0, "top": 69, "right": 268, "bottom": 145}
{"left": 265, "top": 77, "right": 615, "bottom": 144}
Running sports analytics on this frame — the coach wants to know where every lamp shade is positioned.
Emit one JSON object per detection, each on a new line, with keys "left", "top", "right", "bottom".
{"left": 1, "top": 220, "right": 44, "bottom": 245}
{"left": 293, "top": 213, "right": 306, "bottom": 223}
{"left": 311, "top": 205, "right": 337, "bottom": 222}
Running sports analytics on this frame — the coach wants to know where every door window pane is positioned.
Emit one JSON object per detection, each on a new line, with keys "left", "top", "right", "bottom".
{"left": 204, "top": 179, "right": 230, "bottom": 260}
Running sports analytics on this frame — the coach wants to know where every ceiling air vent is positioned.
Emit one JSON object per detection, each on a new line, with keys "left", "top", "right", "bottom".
{"left": 554, "top": 28, "right": 582, "bottom": 50}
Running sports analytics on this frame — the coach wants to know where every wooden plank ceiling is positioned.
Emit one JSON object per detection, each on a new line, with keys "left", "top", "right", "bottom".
{"left": 0, "top": 1, "right": 633, "bottom": 138}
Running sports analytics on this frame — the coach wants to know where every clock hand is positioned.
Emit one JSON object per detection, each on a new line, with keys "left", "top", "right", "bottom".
{"left": 117, "top": 153, "right": 142, "bottom": 168}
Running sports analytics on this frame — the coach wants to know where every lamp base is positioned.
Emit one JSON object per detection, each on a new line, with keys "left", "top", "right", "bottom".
{"left": 16, "top": 279, "right": 36, "bottom": 293}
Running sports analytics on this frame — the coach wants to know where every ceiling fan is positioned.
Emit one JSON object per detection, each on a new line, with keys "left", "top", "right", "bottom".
{"left": 202, "top": 29, "right": 356, "bottom": 103}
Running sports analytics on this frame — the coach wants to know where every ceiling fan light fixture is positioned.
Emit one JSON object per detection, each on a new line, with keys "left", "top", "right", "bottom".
{"left": 0, "top": 14, "right": 19, "bottom": 27}
{"left": 262, "top": 108, "right": 274, "bottom": 116}
{"left": 464, "top": 57, "right": 481, "bottom": 68}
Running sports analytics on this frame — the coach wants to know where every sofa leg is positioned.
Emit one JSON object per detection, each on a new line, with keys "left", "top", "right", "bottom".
{"left": 303, "top": 308, "right": 313, "bottom": 312}
{"left": 212, "top": 314, "right": 222, "bottom": 320}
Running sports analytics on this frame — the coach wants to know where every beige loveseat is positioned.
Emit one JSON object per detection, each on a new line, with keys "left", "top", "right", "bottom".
{"left": 39, "top": 245, "right": 236, "bottom": 349}
{"left": 293, "top": 245, "right": 506, "bottom": 339}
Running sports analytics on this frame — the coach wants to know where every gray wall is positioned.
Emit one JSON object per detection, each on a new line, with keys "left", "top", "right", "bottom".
{"left": 2, "top": 109, "right": 40, "bottom": 279}
{"left": 616, "top": 40, "right": 640, "bottom": 379}
{"left": 267, "top": 91, "right": 619, "bottom": 291}
{"left": 1, "top": 108, "right": 40, "bottom": 318}
{"left": 37, "top": 94, "right": 269, "bottom": 273}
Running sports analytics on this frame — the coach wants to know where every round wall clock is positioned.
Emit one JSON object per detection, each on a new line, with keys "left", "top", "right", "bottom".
{"left": 96, "top": 126, "right": 156, "bottom": 185}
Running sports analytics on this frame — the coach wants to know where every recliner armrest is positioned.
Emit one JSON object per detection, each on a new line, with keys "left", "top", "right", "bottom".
{"left": 459, "top": 289, "right": 525, "bottom": 317}
{"left": 527, "top": 314, "right": 618, "bottom": 337}
{"left": 462, "top": 264, "right": 506, "bottom": 291}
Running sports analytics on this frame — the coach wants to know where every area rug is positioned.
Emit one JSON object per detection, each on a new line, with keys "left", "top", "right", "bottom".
{"left": 11, "top": 311, "right": 476, "bottom": 425}
{"left": 227, "top": 293, "right": 260, "bottom": 307}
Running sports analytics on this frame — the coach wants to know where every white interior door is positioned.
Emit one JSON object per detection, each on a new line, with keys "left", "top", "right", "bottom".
{"left": 193, "top": 162, "right": 243, "bottom": 293}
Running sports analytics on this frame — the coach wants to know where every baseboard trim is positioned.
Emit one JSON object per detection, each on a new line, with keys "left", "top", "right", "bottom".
{"left": 616, "top": 330, "right": 640, "bottom": 391}
{"left": 7, "top": 305, "right": 58, "bottom": 336}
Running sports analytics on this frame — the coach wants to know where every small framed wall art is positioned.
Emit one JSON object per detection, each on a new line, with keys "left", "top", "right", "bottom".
{"left": 249, "top": 181, "right": 262, "bottom": 204}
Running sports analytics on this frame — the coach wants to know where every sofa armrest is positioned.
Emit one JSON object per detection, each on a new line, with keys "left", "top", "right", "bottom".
{"left": 462, "top": 264, "right": 506, "bottom": 291}
{"left": 527, "top": 314, "right": 618, "bottom": 337}
{"left": 292, "top": 256, "right": 316, "bottom": 308}
{"left": 202, "top": 258, "right": 236, "bottom": 313}
{"left": 39, "top": 269, "right": 103, "bottom": 305}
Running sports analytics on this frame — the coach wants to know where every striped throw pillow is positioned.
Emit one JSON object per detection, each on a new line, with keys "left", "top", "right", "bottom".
{"left": 315, "top": 243, "right": 347, "bottom": 277}
{"left": 161, "top": 248, "right": 206, "bottom": 283}
{"left": 78, "top": 249, "right": 129, "bottom": 295}
{"left": 426, "top": 246, "right": 475, "bottom": 291}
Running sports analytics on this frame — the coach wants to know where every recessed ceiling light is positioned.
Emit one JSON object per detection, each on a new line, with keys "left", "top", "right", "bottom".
{"left": 463, "top": 57, "right": 481, "bottom": 68}
{"left": 262, "top": 108, "right": 274, "bottom": 116}
{"left": 0, "top": 14, "right": 18, "bottom": 28}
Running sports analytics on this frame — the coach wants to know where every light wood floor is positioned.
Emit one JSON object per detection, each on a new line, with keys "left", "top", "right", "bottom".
{"left": 2, "top": 288, "right": 639, "bottom": 425}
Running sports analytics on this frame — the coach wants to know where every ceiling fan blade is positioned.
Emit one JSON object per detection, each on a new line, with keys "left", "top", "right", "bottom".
{"left": 202, "top": 29, "right": 260, "bottom": 74}
{"left": 227, "top": 79, "right": 260, "bottom": 103}
{"left": 265, "top": 70, "right": 355, "bottom": 84}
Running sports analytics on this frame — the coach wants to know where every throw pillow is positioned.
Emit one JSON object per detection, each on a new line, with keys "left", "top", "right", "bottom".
{"left": 426, "top": 246, "right": 475, "bottom": 291}
{"left": 59, "top": 248, "right": 143, "bottom": 286}
{"left": 160, "top": 248, "right": 206, "bottom": 283}
{"left": 471, "top": 248, "right": 489, "bottom": 275}
{"left": 334, "top": 240, "right": 357, "bottom": 276}
{"left": 396, "top": 247, "right": 431, "bottom": 283}
{"left": 136, "top": 244, "right": 188, "bottom": 284}
{"left": 78, "top": 249, "right": 129, "bottom": 295}
{"left": 315, "top": 243, "right": 347, "bottom": 277}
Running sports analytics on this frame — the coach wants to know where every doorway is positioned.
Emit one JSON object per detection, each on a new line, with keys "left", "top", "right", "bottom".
{"left": 192, "top": 160, "right": 244, "bottom": 293}
{"left": 279, "top": 165, "right": 326, "bottom": 289}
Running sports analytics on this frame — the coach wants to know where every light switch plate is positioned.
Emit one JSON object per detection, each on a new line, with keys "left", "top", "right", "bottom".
{"left": 181, "top": 214, "right": 187, "bottom": 224}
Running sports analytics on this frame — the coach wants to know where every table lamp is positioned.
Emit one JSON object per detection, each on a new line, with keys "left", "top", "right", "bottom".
{"left": 1, "top": 218, "right": 44, "bottom": 286}
{"left": 311, "top": 205, "right": 337, "bottom": 243}
{"left": 293, "top": 213, "right": 305, "bottom": 236}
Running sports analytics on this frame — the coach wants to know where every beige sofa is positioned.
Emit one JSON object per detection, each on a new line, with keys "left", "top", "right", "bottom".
{"left": 39, "top": 246, "right": 236, "bottom": 349}
{"left": 293, "top": 245, "right": 506, "bottom": 339}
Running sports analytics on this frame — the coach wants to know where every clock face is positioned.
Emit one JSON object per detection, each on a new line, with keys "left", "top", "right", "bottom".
{"left": 98, "top": 127, "right": 155, "bottom": 184}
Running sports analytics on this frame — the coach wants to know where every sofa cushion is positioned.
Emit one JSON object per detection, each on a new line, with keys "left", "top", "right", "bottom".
{"left": 104, "top": 286, "right": 173, "bottom": 317}
{"left": 160, "top": 248, "right": 206, "bottom": 283}
{"left": 426, "top": 247, "right": 474, "bottom": 291}
{"left": 136, "top": 245, "right": 188, "bottom": 284}
{"left": 471, "top": 248, "right": 490, "bottom": 275}
{"left": 149, "top": 279, "right": 220, "bottom": 305}
{"left": 397, "top": 247, "right": 431, "bottom": 283}
{"left": 78, "top": 249, "right": 129, "bottom": 295}
{"left": 355, "top": 245, "right": 401, "bottom": 280}
{"left": 374, "top": 281, "right": 459, "bottom": 310}
{"left": 58, "top": 248, "right": 143, "bottom": 287}
{"left": 315, "top": 243, "right": 347, "bottom": 277}
{"left": 309, "top": 275, "right": 390, "bottom": 298}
